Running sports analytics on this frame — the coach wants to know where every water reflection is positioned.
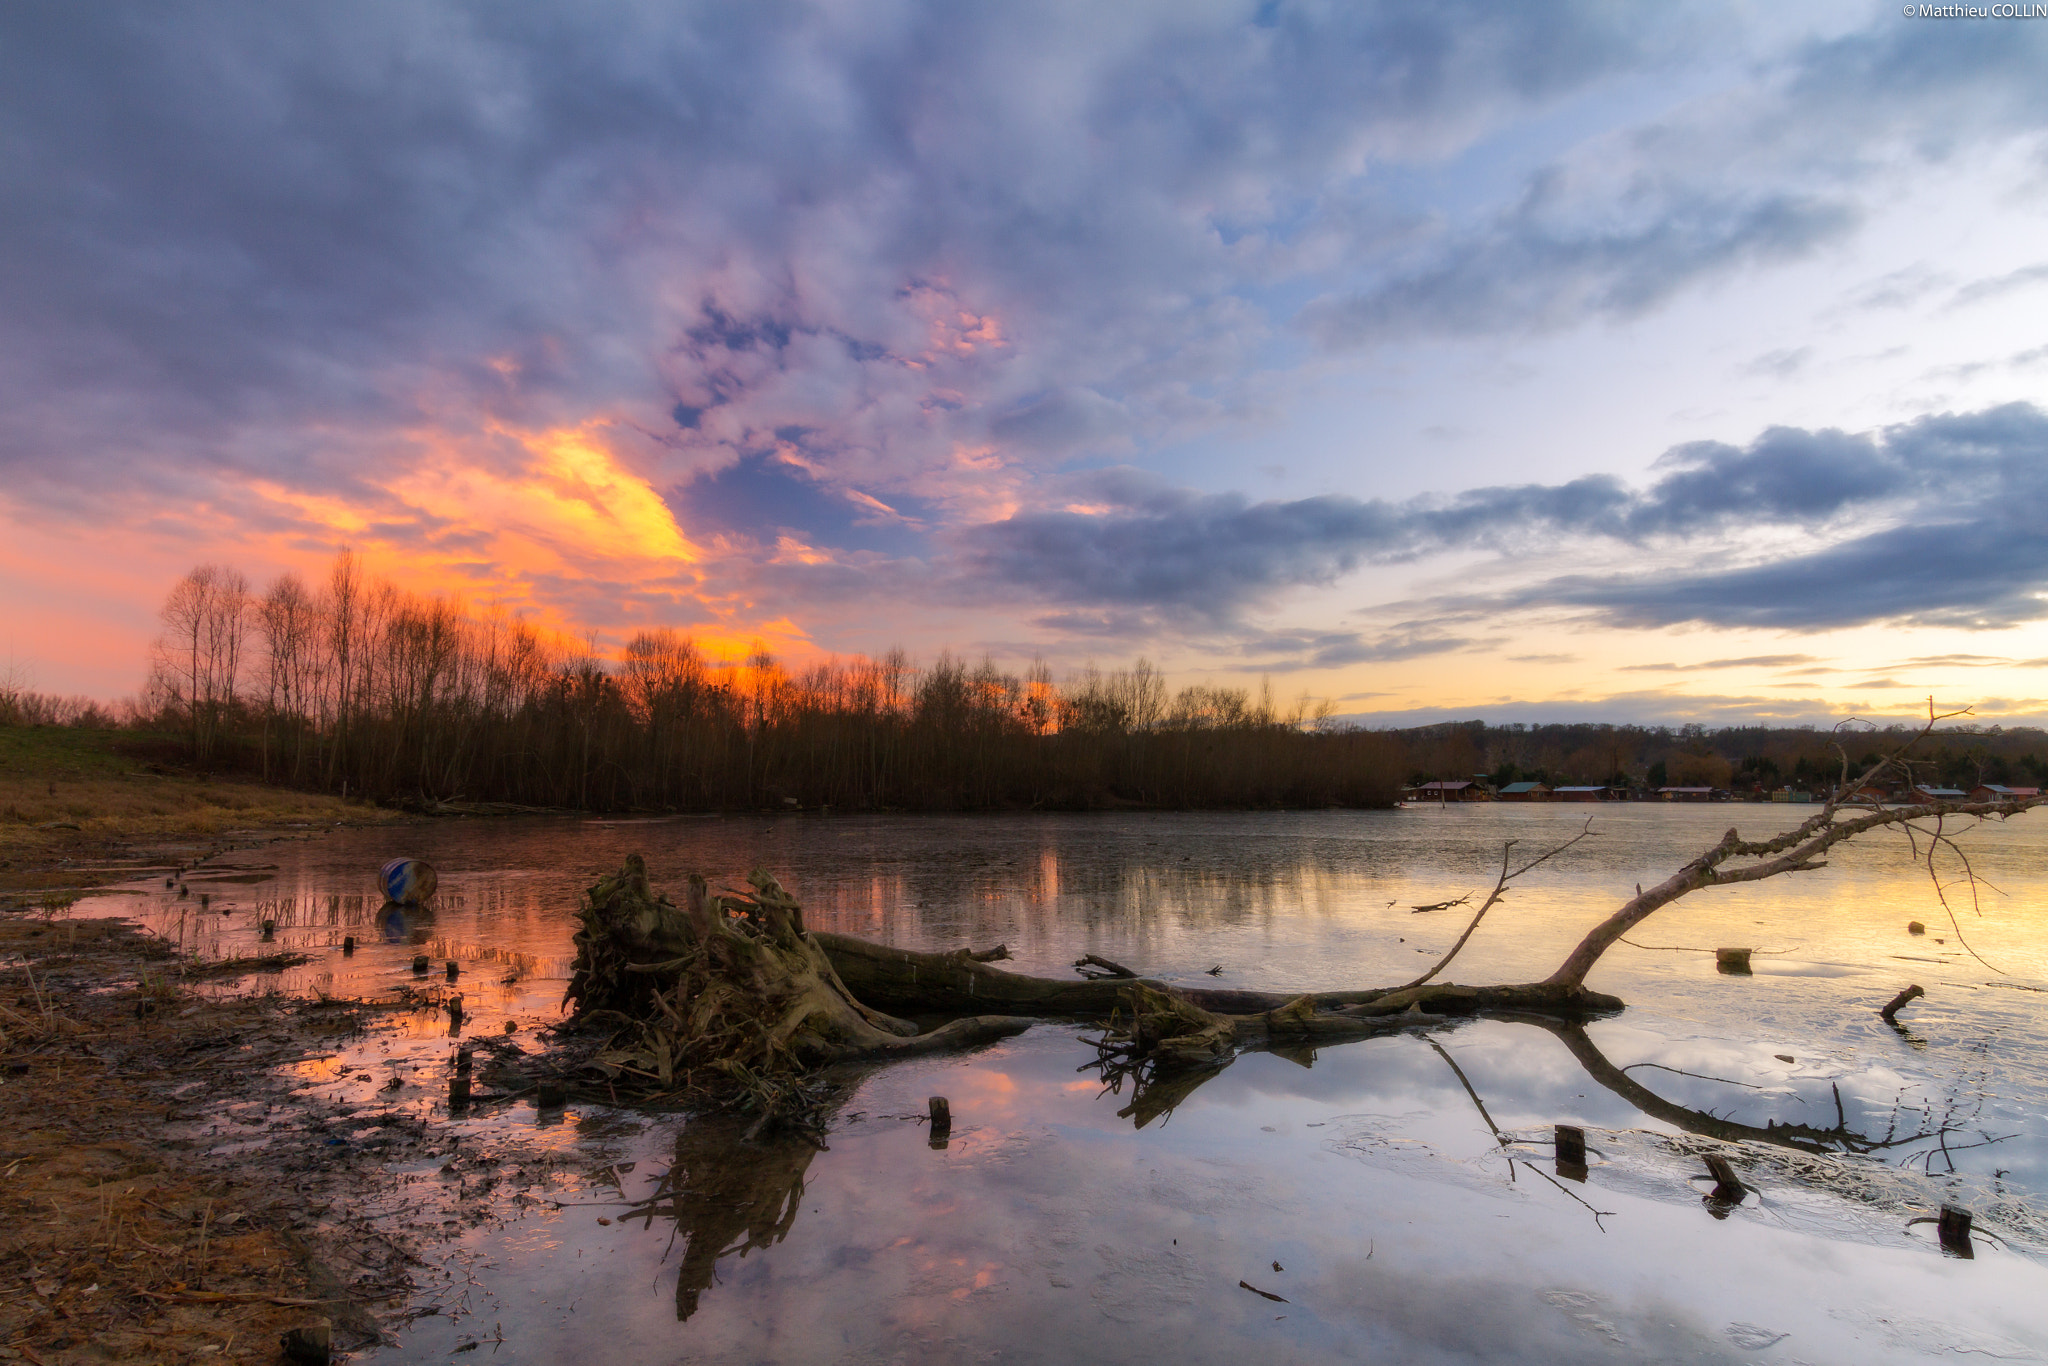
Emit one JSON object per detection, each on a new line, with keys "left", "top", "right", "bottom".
{"left": 625, "top": 1111, "right": 823, "bottom": 1320}
{"left": 610, "top": 1021, "right": 2039, "bottom": 1333}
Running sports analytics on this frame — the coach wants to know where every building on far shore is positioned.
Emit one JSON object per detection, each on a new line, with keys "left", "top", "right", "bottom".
{"left": 1406, "top": 780, "right": 1488, "bottom": 802}
{"left": 1911, "top": 785, "right": 1967, "bottom": 802}
{"left": 1552, "top": 785, "right": 1610, "bottom": 802}
{"left": 1496, "top": 781, "right": 1552, "bottom": 802}
{"left": 1657, "top": 786, "right": 1717, "bottom": 802}
{"left": 1968, "top": 784, "right": 2041, "bottom": 803}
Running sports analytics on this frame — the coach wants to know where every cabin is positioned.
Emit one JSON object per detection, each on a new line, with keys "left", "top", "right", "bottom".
{"left": 1552, "top": 785, "right": 1610, "bottom": 802}
{"left": 1911, "top": 785, "right": 1967, "bottom": 803}
{"left": 1657, "top": 786, "right": 1716, "bottom": 802}
{"left": 1846, "top": 783, "right": 1895, "bottom": 804}
{"left": 1496, "top": 781, "right": 1551, "bottom": 802}
{"left": 1408, "top": 780, "right": 1487, "bottom": 802}
{"left": 1968, "top": 784, "right": 2041, "bottom": 803}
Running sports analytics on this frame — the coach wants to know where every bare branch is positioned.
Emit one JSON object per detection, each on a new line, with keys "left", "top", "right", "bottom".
{"left": 1400, "top": 818, "right": 1598, "bottom": 991}
{"left": 1543, "top": 703, "right": 2040, "bottom": 990}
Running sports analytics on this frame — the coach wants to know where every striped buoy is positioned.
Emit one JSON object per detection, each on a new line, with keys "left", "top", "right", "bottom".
{"left": 379, "top": 857, "right": 439, "bottom": 906}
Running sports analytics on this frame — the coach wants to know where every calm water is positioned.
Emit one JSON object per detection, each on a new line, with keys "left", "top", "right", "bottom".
{"left": 85, "top": 806, "right": 2048, "bottom": 1361}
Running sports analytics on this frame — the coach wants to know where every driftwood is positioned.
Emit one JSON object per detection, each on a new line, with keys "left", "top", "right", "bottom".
{"left": 817, "top": 933, "right": 1622, "bottom": 1028}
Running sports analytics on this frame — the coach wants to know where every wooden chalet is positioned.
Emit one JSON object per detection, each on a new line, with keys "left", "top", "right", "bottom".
{"left": 1408, "top": 780, "right": 1488, "bottom": 802}
{"left": 1657, "top": 786, "right": 1716, "bottom": 802}
{"left": 1496, "top": 781, "right": 1551, "bottom": 802}
{"left": 1968, "top": 784, "right": 2041, "bottom": 803}
{"left": 1911, "top": 785, "right": 1967, "bottom": 803}
{"left": 1551, "top": 785, "right": 1610, "bottom": 802}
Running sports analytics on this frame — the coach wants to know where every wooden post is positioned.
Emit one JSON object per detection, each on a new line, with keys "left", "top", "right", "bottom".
{"left": 261, "top": 919, "right": 276, "bottom": 941}
{"left": 1714, "top": 948, "right": 1751, "bottom": 974}
{"left": 1703, "top": 1153, "right": 1745, "bottom": 1204}
{"left": 341, "top": 935, "right": 355, "bottom": 955}
{"left": 445, "top": 960, "right": 460, "bottom": 980}
{"left": 411, "top": 954, "right": 429, "bottom": 973}
{"left": 1938, "top": 1204, "right": 1974, "bottom": 1258}
{"left": 1554, "top": 1123, "right": 1588, "bottom": 1181}
{"left": 537, "top": 1081, "right": 567, "bottom": 1108}
{"left": 928, "top": 1095, "right": 952, "bottom": 1147}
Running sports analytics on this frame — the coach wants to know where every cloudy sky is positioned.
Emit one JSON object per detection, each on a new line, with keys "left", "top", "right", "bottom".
{"left": 4, "top": 1, "right": 2047, "bottom": 723}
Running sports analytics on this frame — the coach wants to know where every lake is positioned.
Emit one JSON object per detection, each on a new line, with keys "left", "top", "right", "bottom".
{"left": 89, "top": 804, "right": 2048, "bottom": 1362}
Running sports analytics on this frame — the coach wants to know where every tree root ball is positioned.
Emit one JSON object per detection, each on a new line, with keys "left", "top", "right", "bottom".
{"left": 563, "top": 856, "right": 1031, "bottom": 1090}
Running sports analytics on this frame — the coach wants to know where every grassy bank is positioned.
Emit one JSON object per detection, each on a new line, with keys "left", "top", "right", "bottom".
{"left": 0, "top": 724, "right": 404, "bottom": 891}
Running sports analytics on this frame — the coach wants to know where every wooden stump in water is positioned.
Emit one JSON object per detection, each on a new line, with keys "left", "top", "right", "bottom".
{"left": 1939, "top": 1203, "right": 1974, "bottom": 1258}
{"left": 1703, "top": 1153, "right": 1746, "bottom": 1206}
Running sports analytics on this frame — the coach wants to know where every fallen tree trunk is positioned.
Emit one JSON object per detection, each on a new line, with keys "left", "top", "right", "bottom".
{"left": 563, "top": 858, "right": 1624, "bottom": 1106}
{"left": 815, "top": 932, "right": 1622, "bottom": 1027}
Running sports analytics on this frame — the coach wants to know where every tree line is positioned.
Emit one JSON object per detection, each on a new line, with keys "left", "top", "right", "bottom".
{"left": 1401, "top": 718, "right": 2048, "bottom": 793}
{"left": 14, "top": 554, "right": 2045, "bottom": 811}
{"left": 126, "top": 553, "right": 1404, "bottom": 812}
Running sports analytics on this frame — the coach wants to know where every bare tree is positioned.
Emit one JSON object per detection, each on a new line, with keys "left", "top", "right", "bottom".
{"left": 151, "top": 563, "right": 249, "bottom": 763}
{"left": 256, "top": 572, "right": 318, "bottom": 780}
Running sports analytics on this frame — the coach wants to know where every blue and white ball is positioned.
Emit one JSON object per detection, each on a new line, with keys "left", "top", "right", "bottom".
{"left": 380, "top": 857, "right": 438, "bottom": 906}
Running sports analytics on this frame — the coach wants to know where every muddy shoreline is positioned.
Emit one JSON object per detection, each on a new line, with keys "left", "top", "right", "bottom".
{"left": 0, "top": 817, "right": 611, "bottom": 1365}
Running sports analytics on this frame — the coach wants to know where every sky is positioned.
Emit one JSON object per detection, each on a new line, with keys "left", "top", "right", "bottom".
{"left": 3, "top": 0, "right": 2048, "bottom": 726}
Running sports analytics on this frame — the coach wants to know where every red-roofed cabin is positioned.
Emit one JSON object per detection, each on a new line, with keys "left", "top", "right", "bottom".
{"left": 1409, "top": 780, "right": 1487, "bottom": 802}
{"left": 1969, "top": 784, "right": 2041, "bottom": 803}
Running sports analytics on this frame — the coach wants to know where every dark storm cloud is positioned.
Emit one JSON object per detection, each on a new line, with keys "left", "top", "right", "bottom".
{"left": 961, "top": 404, "right": 2048, "bottom": 629}
{"left": 1532, "top": 523, "right": 2048, "bottom": 632}
{"left": 668, "top": 452, "right": 931, "bottom": 558}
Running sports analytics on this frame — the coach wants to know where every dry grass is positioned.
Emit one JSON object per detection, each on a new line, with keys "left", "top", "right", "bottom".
{"left": 0, "top": 725, "right": 403, "bottom": 862}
